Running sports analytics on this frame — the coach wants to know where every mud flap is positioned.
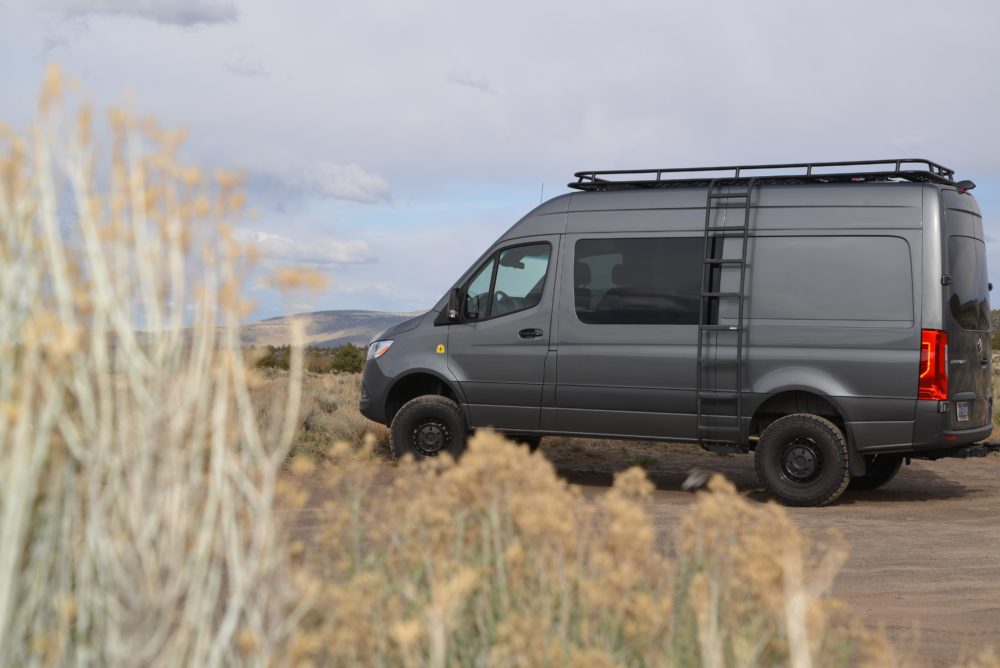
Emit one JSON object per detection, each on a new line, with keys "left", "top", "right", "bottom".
{"left": 848, "top": 438, "right": 867, "bottom": 476}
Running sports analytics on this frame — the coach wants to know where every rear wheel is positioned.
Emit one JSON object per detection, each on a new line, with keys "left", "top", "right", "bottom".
{"left": 847, "top": 454, "right": 903, "bottom": 491}
{"left": 754, "top": 413, "right": 850, "bottom": 507}
{"left": 389, "top": 395, "right": 466, "bottom": 460}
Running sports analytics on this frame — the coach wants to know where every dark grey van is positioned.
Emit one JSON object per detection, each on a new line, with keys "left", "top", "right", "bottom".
{"left": 360, "top": 159, "right": 995, "bottom": 506}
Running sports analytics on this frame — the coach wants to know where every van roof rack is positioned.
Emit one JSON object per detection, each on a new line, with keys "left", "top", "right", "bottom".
{"left": 568, "top": 158, "right": 957, "bottom": 191}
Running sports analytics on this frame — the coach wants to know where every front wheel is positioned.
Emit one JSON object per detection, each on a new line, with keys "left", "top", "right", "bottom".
{"left": 847, "top": 454, "right": 903, "bottom": 491}
{"left": 389, "top": 395, "right": 466, "bottom": 460}
{"left": 754, "top": 413, "right": 850, "bottom": 507}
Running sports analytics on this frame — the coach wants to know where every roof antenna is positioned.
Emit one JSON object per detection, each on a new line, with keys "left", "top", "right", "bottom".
{"left": 539, "top": 182, "right": 544, "bottom": 204}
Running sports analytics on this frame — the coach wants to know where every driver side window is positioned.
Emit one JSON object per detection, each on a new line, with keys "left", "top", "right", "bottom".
{"left": 462, "top": 242, "right": 551, "bottom": 322}
{"left": 464, "top": 257, "right": 495, "bottom": 321}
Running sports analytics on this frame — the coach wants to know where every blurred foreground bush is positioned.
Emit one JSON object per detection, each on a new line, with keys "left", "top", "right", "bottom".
{"left": 288, "top": 431, "right": 897, "bottom": 667}
{"left": 0, "top": 67, "right": 306, "bottom": 665}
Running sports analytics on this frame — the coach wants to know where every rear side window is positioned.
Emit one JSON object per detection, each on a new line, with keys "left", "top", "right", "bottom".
{"left": 948, "top": 235, "right": 990, "bottom": 331}
{"left": 748, "top": 236, "right": 913, "bottom": 324}
{"left": 574, "top": 237, "right": 702, "bottom": 325}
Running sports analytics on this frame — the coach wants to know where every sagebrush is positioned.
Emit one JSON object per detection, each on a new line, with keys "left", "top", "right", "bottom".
{"left": 0, "top": 66, "right": 307, "bottom": 666}
{"left": 285, "top": 432, "right": 897, "bottom": 667}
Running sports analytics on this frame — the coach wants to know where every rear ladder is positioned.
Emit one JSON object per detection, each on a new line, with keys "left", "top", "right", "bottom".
{"left": 696, "top": 179, "right": 755, "bottom": 451}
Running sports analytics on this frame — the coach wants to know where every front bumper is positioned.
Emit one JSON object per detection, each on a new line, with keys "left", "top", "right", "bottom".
{"left": 358, "top": 361, "right": 391, "bottom": 425}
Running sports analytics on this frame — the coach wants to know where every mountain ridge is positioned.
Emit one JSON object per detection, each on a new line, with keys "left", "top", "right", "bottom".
{"left": 241, "top": 309, "right": 424, "bottom": 348}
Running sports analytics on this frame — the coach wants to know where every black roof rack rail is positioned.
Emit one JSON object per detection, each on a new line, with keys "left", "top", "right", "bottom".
{"left": 568, "top": 158, "right": 957, "bottom": 191}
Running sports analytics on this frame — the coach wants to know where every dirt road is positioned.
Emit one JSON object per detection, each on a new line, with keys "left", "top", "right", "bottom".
{"left": 543, "top": 440, "right": 1000, "bottom": 667}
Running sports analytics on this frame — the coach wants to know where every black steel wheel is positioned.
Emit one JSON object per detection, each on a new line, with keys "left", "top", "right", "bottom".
{"left": 755, "top": 413, "right": 850, "bottom": 507}
{"left": 389, "top": 395, "right": 466, "bottom": 460}
{"left": 847, "top": 454, "right": 903, "bottom": 491}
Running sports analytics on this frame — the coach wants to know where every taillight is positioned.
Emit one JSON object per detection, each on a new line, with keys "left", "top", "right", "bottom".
{"left": 918, "top": 329, "right": 948, "bottom": 401}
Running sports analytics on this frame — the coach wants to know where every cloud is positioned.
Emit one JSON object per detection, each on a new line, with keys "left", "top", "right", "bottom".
{"left": 243, "top": 230, "right": 373, "bottom": 265}
{"left": 278, "top": 162, "right": 392, "bottom": 205}
{"left": 224, "top": 51, "right": 268, "bottom": 77}
{"left": 448, "top": 72, "right": 498, "bottom": 97}
{"left": 887, "top": 135, "right": 926, "bottom": 153}
{"left": 43, "top": 0, "right": 238, "bottom": 26}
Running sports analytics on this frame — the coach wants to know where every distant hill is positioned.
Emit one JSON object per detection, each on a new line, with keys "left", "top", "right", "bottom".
{"left": 241, "top": 309, "right": 423, "bottom": 348}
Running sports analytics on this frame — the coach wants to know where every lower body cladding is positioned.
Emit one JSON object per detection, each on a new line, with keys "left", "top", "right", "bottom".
{"left": 360, "top": 364, "right": 993, "bottom": 459}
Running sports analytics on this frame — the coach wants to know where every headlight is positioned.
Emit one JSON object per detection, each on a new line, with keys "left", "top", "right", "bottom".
{"left": 366, "top": 340, "right": 393, "bottom": 360}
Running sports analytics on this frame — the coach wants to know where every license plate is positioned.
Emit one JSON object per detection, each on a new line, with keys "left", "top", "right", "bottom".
{"left": 956, "top": 401, "right": 969, "bottom": 422}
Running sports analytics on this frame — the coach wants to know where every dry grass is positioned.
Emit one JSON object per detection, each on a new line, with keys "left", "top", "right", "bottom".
{"left": 284, "top": 432, "right": 898, "bottom": 667}
{"left": 253, "top": 369, "right": 389, "bottom": 459}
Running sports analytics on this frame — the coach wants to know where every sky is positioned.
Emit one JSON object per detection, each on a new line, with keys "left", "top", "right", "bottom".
{"left": 2, "top": 0, "right": 1000, "bottom": 320}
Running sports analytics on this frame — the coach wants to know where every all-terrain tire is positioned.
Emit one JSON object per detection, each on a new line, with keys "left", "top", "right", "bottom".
{"left": 847, "top": 454, "right": 903, "bottom": 491}
{"left": 754, "top": 413, "right": 850, "bottom": 507}
{"left": 389, "top": 395, "right": 467, "bottom": 460}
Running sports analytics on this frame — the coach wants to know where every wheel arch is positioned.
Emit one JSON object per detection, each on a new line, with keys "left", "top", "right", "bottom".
{"left": 749, "top": 386, "right": 865, "bottom": 476}
{"left": 749, "top": 387, "right": 848, "bottom": 436}
{"left": 385, "top": 370, "right": 466, "bottom": 425}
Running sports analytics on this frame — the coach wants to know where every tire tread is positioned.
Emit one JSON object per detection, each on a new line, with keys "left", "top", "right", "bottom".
{"left": 389, "top": 395, "right": 466, "bottom": 459}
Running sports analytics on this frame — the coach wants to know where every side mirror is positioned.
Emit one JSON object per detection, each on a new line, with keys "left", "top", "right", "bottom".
{"left": 990, "top": 283, "right": 994, "bottom": 293}
{"left": 447, "top": 288, "right": 461, "bottom": 320}
{"left": 464, "top": 293, "right": 480, "bottom": 320}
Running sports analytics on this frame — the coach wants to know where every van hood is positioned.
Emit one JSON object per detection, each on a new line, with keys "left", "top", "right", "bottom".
{"left": 370, "top": 312, "right": 428, "bottom": 342}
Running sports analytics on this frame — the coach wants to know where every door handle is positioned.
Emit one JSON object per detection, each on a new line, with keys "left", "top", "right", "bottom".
{"left": 519, "top": 328, "right": 543, "bottom": 339}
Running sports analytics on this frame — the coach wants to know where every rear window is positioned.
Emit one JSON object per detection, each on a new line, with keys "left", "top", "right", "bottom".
{"left": 948, "top": 235, "right": 990, "bottom": 331}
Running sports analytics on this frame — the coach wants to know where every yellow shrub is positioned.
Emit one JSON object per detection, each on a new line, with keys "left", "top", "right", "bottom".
{"left": 290, "top": 431, "right": 895, "bottom": 668}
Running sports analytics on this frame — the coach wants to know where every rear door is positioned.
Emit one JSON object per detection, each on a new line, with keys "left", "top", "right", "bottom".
{"left": 943, "top": 204, "right": 992, "bottom": 430}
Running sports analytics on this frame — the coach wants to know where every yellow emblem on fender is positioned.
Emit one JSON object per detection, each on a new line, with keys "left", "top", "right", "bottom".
{"left": 435, "top": 344, "right": 446, "bottom": 354}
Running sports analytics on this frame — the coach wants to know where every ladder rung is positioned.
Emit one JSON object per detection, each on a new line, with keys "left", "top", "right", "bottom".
{"left": 702, "top": 291, "right": 742, "bottom": 298}
{"left": 699, "top": 324, "right": 741, "bottom": 331}
{"left": 703, "top": 258, "right": 743, "bottom": 266}
{"left": 698, "top": 358, "right": 739, "bottom": 365}
{"left": 706, "top": 225, "right": 748, "bottom": 232}
{"left": 708, "top": 191, "right": 750, "bottom": 198}
{"left": 698, "top": 425, "right": 740, "bottom": 432}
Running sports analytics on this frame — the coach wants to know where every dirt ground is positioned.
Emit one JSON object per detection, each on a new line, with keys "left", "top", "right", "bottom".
{"left": 538, "top": 438, "right": 1000, "bottom": 667}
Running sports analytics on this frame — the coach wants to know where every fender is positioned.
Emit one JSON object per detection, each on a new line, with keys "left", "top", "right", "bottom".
{"left": 751, "top": 366, "right": 852, "bottom": 401}
{"left": 385, "top": 367, "right": 471, "bottom": 424}
{"left": 750, "top": 377, "right": 866, "bottom": 477}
